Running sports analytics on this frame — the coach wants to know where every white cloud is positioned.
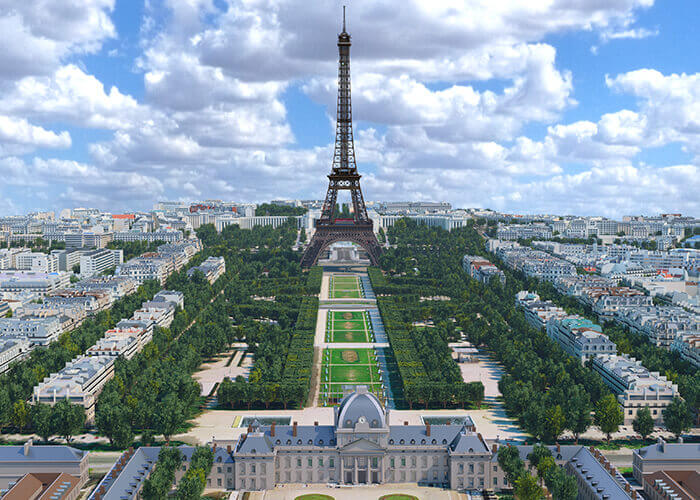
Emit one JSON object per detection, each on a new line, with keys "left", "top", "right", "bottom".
{"left": 0, "top": 116, "right": 71, "bottom": 155}
{"left": 0, "top": 1, "right": 116, "bottom": 81}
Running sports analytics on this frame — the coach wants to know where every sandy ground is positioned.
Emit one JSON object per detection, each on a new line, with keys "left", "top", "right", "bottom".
{"left": 320, "top": 274, "right": 331, "bottom": 300}
{"left": 456, "top": 353, "right": 503, "bottom": 400}
{"left": 252, "top": 483, "right": 468, "bottom": 500}
{"left": 177, "top": 404, "right": 531, "bottom": 445}
{"left": 193, "top": 349, "right": 250, "bottom": 396}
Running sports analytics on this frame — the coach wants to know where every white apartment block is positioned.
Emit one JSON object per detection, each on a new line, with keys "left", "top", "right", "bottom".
{"left": 116, "top": 259, "right": 170, "bottom": 285}
{"left": 592, "top": 294, "right": 654, "bottom": 320}
{"left": 0, "top": 271, "right": 70, "bottom": 296}
{"left": 0, "top": 317, "right": 62, "bottom": 345}
{"left": 79, "top": 249, "right": 123, "bottom": 278}
{"left": 496, "top": 224, "right": 553, "bottom": 241}
{"left": 187, "top": 256, "right": 226, "bottom": 284}
{"left": 86, "top": 325, "right": 150, "bottom": 360}
{"left": 613, "top": 306, "right": 698, "bottom": 347}
{"left": 514, "top": 291, "right": 568, "bottom": 330}
{"left": 591, "top": 354, "right": 679, "bottom": 424}
{"left": 670, "top": 334, "right": 699, "bottom": 368}
{"left": 0, "top": 338, "right": 30, "bottom": 373}
{"left": 546, "top": 315, "right": 617, "bottom": 362}
{"left": 33, "top": 355, "right": 115, "bottom": 424}
{"left": 73, "top": 276, "right": 137, "bottom": 301}
{"left": 14, "top": 252, "right": 59, "bottom": 273}
{"left": 462, "top": 255, "right": 505, "bottom": 285}
{"left": 112, "top": 230, "right": 183, "bottom": 243}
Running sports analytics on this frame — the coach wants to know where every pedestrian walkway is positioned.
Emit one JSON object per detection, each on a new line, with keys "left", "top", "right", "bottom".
{"left": 359, "top": 275, "right": 376, "bottom": 299}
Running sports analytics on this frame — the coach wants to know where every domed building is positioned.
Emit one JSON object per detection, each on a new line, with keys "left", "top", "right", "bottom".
{"left": 227, "top": 386, "right": 492, "bottom": 491}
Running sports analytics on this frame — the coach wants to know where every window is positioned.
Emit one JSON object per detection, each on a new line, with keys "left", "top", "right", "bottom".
{"left": 217, "top": 478, "right": 222, "bottom": 486}
{"left": 469, "top": 464, "right": 474, "bottom": 473}
{"left": 390, "top": 458, "right": 395, "bottom": 468}
{"left": 371, "top": 457, "right": 378, "bottom": 468}
{"left": 494, "top": 477, "right": 498, "bottom": 486}
{"left": 217, "top": 467, "right": 222, "bottom": 473}
{"left": 297, "top": 458, "right": 302, "bottom": 467}
{"left": 319, "top": 458, "right": 324, "bottom": 467}
{"left": 329, "top": 458, "right": 335, "bottom": 468}
{"left": 308, "top": 458, "right": 313, "bottom": 467}
{"left": 227, "top": 467, "right": 232, "bottom": 472}
{"left": 458, "top": 463, "right": 464, "bottom": 473}
{"left": 251, "top": 464, "right": 256, "bottom": 473}
{"left": 401, "top": 458, "right": 406, "bottom": 467}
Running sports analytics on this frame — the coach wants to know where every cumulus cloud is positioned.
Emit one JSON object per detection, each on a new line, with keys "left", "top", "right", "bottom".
{"left": 4, "top": 0, "right": 697, "bottom": 218}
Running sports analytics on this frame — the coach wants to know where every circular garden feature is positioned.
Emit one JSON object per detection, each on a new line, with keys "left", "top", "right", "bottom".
{"left": 379, "top": 495, "right": 419, "bottom": 500}
{"left": 294, "top": 495, "right": 335, "bottom": 500}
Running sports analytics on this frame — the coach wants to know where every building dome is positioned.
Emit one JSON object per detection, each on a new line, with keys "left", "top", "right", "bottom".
{"left": 336, "top": 387, "right": 386, "bottom": 429}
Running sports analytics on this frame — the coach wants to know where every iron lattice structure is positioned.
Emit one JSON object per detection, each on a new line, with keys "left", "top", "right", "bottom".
{"left": 301, "top": 11, "right": 381, "bottom": 267}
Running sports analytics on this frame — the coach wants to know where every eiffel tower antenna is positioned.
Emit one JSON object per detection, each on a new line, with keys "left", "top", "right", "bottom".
{"left": 301, "top": 8, "right": 382, "bottom": 268}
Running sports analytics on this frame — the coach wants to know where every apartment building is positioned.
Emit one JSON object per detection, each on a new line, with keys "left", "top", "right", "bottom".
{"left": 496, "top": 224, "right": 553, "bottom": 241}
{"left": 0, "top": 317, "right": 62, "bottom": 345}
{"left": 591, "top": 354, "right": 679, "bottom": 424}
{"left": 0, "top": 440, "right": 89, "bottom": 491}
{"left": 514, "top": 291, "right": 567, "bottom": 330}
{"left": 670, "top": 334, "right": 699, "bottom": 368}
{"left": 79, "top": 249, "right": 123, "bottom": 278}
{"left": 187, "top": 256, "right": 226, "bottom": 284}
{"left": 613, "top": 306, "right": 698, "bottom": 347}
{"left": 116, "top": 257, "right": 170, "bottom": 285}
{"left": 0, "top": 338, "right": 30, "bottom": 374}
{"left": 32, "top": 355, "right": 115, "bottom": 423}
{"left": 0, "top": 271, "right": 70, "bottom": 296}
{"left": 14, "top": 302, "right": 87, "bottom": 331}
{"left": 14, "top": 252, "right": 59, "bottom": 273}
{"left": 592, "top": 293, "right": 654, "bottom": 320}
{"left": 462, "top": 255, "right": 506, "bottom": 285}
{"left": 112, "top": 230, "right": 183, "bottom": 243}
{"left": 73, "top": 276, "right": 137, "bottom": 301}
{"left": 632, "top": 440, "right": 700, "bottom": 483}
{"left": 546, "top": 315, "right": 617, "bottom": 362}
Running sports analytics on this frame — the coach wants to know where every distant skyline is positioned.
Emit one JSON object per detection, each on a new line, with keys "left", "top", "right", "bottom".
{"left": 0, "top": 0, "right": 698, "bottom": 218}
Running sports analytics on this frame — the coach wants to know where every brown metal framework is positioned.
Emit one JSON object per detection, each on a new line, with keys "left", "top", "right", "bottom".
{"left": 301, "top": 10, "right": 381, "bottom": 267}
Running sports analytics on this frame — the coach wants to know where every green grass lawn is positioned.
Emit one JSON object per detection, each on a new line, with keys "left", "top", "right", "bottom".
{"left": 322, "top": 382, "right": 384, "bottom": 401}
{"left": 327, "top": 364, "right": 374, "bottom": 384}
{"left": 330, "top": 275, "right": 363, "bottom": 299}
{"left": 379, "top": 496, "right": 419, "bottom": 500}
{"left": 330, "top": 311, "right": 365, "bottom": 321}
{"left": 295, "top": 495, "right": 335, "bottom": 500}
{"left": 330, "top": 329, "right": 370, "bottom": 342}
{"left": 328, "top": 348, "right": 376, "bottom": 365}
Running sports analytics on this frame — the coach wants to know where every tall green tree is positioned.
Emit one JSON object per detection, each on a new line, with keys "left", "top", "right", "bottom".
{"left": 663, "top": 397, "right": 692, "bottom": 439}
{"left": 514, "top": 472, "right": 544, "bottom": 500}
{"left": 632, "top": 407, "right": 654, "bottom": 440}
{"left": 52, "top": 400, "right": 85, "bottom": 443}
{"left": 595, "top": 394, "right": 624, "bottom": 442}
{"left": 11, "top": 401, "right": 30, "bottom": 432}
{"left": 544, "top": 405, "right": 566, "bottom": 442}
{"left": 31, "top": 403, "right": 54, "bottom": 442}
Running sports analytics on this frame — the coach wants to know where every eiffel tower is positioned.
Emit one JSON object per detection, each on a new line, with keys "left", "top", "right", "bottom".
{"left": 301, "top": 8, "right": 381, "bottom": 267}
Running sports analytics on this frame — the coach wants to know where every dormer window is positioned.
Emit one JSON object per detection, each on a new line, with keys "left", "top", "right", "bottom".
{"left": 410, "top": 439, "right": 415, "bottom": 445}
{"left": 308, "top": 439, "right": 313, "bottom": 445}
{"left": 297, "top": 439, "right": 302, "bottom": 445}
{"left": 400, "top": 439, "right": 405, "bottom": 444}
{"left": 286, "top": 440, "right": 291, "bottom": 445}
{"left": 389, "top": 439, "right": 394, "bottom": 445}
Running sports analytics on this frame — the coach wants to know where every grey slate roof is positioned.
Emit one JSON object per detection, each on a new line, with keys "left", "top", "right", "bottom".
{"left": 236, "top": 433, "right": 274, "bottom": 455}
{"left": 493, "top": 444, "right": 584, "bottom": 463}
{"left": 0, "top": 444, "right": 85, "bottom": 463}
{"left": 388, "top": 425, "right": 465, "bottom": 447}
{"left": 568, "top": 446, "right": 630, "bottom": 499}
{"left": 337, "top": 390, "right": 386, "bottom": 428}
{"left": 635, "top": 442, "right": 700, "bottom": 460}
{"left": 259, "top": 425, "right": 337, "bottom": 448}
{"left": 449, "top": 428, "right": 489, "bottom": 454}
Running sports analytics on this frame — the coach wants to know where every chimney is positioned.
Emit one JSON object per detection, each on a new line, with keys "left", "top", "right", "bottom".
{"left": 292, "top": 421, "right": 298, "bottom": 437}
{"left": 247, "top": 424, "right": 253, "bottom": 433}
{"left": 492, "top": 443, "right": 498, "bottom": 453}
{"left": 556, "top": 442, "right": 561, "bottom": 453}
{"left": 23, "top": 439, "right": 32, "bottom": 456}
{"left": 625, "top": 483, "right": 631, "bottom": 494}
{"left": 213, "top": 442, "right": 217, "bottom": 452}
{"left": 128, "top": 446, "right": 134, "bottom": 455}
{"left": 314, "top": 421, "right": 319, "bottom": 427}
{"left": 271, "top": 422, "right": 276, "bottom": 437}
{"left": 425, "top": 422, "right": 431, "bottom": 437}
{"left": 227, "top": 445, "right": 232, "bottom": 454}
{"left": 404, "top": 421, "right": 408, "bottom": 426}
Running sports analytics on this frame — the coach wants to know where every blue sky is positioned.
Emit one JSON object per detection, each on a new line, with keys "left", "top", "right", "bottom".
{"left": 0, "top": 0, "right": 698, "bottom": 218}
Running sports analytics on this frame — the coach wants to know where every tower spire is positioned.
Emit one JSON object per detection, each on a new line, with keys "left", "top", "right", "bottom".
{"left": 300, "top": 8, "right": 381, "bottom": 268}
